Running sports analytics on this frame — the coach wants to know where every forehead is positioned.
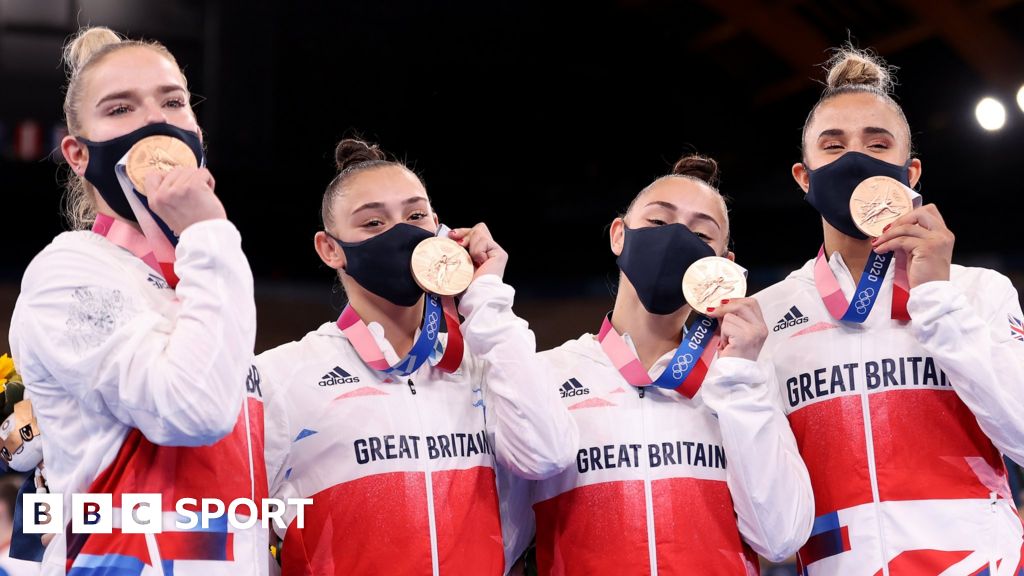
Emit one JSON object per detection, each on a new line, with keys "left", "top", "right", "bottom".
{"left": 808, "top": 92, "right": 906, "bottom": 139}
{"left": 336, "top": 165, "right": 428, "bottom": 208}
{"left": 636, "top": 177, "right": 725, "bottom": 225}
{"left": 83, "top": 47, "right": 185, "bottom": 100}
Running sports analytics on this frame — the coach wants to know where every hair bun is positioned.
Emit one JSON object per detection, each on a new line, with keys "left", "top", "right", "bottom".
{"left": 334, "top": 138, "right": 386, "bottom": 172}
{"left": 64, "top": 27, "right": 121, "bottom": 79}
{"left": 825, "top": 47, "right": 893, "bottom": 93}
{"left": 672, "top": 154, "right": 720, "bottom": 187}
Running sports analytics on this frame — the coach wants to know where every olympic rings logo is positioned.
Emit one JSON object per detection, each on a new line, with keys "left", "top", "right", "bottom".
{"left": 854, "top": 287, "right": 876, "bottom": 315}
{"left": 426, "top": 311, "right": 440, "bottom": 339}
{"left": 671, "top": 354, "right": 695, "bottom": 379}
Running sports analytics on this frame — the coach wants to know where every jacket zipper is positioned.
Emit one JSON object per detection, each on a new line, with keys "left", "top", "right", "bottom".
{"left": 860, "top": 335, "right": 889, "bottom": 576}
{"left": 408, "top": 378, "right": 439, "bottom": 575}
{"left": 638, "top": 388, "right": 658, "bottom": 575}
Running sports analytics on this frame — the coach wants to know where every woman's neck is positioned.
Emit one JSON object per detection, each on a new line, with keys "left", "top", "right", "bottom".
{"left": 610, "top": 281, "right": 689, "bottom": 371}
{"left": 823, "top": 221, "right": 874, "bottom": 284}
{"left": 94, "top": 205, "right": 144, "bottom": 234}
{"left": 346, "top": 286, "right": 424, "bottom": 358}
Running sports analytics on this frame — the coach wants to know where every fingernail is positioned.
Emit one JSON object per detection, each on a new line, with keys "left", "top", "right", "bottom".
{"left": 883, "top": 224, "right": 892, "bottom": 232}
{"left": 720, "top": 299, "right": 730, "bottom": 305}
{"left": 706, "top": 307, "right": 716, "bottom": 312}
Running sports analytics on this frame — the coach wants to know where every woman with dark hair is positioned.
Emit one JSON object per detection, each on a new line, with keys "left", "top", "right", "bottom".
{"left": 260, "top": 138, "right": 577, "bottom": 575}
{"left": 527, "top": 154, "right": 813, "bottom": 575}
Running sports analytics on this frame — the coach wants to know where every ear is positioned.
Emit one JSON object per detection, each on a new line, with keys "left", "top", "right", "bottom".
{"left": 62, "top": 135, "right": 89, "bottom": 176}
{"left": 907, "top": 157, "right": 922, "bottom": 188}
{"left": 792, "top": 162, "right": 810, "bottom": 194}
{"left": 610, "top": 217, "right": 626, "bottom": 257}
{"left": 314, "top": 231, "right": 346, "bottom": 270}
{"left": 432, "top": 212, "right": 440, "bottom": 230}
{"left": 725, "top": 250, "right": 736, "bottom": 262}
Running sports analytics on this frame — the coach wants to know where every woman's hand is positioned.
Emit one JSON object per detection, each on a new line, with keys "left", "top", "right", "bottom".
{"left": 448, "top": 223, "right": 509, "bottom": 280}
{"left": 144, "top": 166, "right": 226, "bottom": 235}
{"left": 705, "top": 298, "right": 769, "bottom": 362}
{"left": 871, "top": 204, "right": 954, "bottom": 288}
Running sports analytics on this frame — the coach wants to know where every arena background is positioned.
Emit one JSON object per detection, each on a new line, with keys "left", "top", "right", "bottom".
{"left": 1, "top": 1, "right": 1023, "bottom": 573}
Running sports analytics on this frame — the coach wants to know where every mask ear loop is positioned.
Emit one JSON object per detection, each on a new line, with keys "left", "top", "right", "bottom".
{"left": 323, "top": 231, "right": 350, "bottom": 306}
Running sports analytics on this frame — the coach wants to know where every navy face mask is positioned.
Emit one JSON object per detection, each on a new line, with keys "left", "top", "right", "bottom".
{"left": 78, "top": 122, "right": 204, "bottom": 241}
{"left": 331, "top": 223, "right": 435, "bottom": 307}
{"left": 617, "top": 224, "right": 715, "bottom": 315}
{"left": 805, "top": 151, "right": 912, "bottom": 240}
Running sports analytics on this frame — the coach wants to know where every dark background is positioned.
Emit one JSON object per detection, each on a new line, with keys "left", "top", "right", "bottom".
{"left": 2, "top": 0, "right": 1023, "bottom": 352}
{"left": 0, "top": 2, "right": 1023, "bottom": 571}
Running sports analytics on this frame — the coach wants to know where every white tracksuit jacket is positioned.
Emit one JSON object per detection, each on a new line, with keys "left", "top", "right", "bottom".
{"left": 525, "top": 331, "right": 814, "bottom": 575}
{"left": 260, "top": 274, "right": 578, "bottom": 576}
{"left": 756, "top": 253, "right": 1024, "bottom": 576}
{"left": 8, "top": 221, "right": 266, "bottom": 576}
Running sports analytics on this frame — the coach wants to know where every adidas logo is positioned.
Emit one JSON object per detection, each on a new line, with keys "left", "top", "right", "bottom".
{"left": 318, "top": 366, "right": 361, "bottom": 386}
{"left": 773, "top": 306, "right": 809, "bottom": 332}
{"left": 560, "top": 378, "right": 590, "bottom": 398}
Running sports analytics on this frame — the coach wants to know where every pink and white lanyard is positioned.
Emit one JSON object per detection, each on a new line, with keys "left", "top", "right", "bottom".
{"left": 813, "top": 246, "right": 910, "bottom": 322}
{"left": 92, "top": 214, "right": 178, "bottom": 288}
{"left": 814, "top": 186, "right": 920, "bottom": 323}
{"left": 337, "top": 295, "right": 464, "bottom": 377}
{"left": 597, "top": 313, "right": 719, "bottom": 398}
{"left": 91, "top": 150, "right": 190, "bottom": 287}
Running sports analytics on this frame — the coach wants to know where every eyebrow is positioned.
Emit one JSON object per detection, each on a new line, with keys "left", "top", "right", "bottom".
{"left": 817, "top": 128, "right": 845, "bottom": 139}
{"left": 817, "top": 126, "right": 896, "bottom": 139}
{"left": 863, "top": 126, "right": 895, "bottom": 138}
{"left": 644, "top": 200, "right": 721, "bottom": 231}
{"left": 351, "top": 196, "right": 428, "bottom": 215}
{"left": 645, "top": 200, "right": 677, "bottom": 211}
{"left": 95, "top": 84, "right": 187, "bottom": 108}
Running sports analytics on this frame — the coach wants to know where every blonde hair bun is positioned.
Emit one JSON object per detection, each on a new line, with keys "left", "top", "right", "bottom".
{"left": 824, "top": 47, "right": 894, "bottom": 94}
{"left": 63, "top": 27, "right": 121, "bottom": 79}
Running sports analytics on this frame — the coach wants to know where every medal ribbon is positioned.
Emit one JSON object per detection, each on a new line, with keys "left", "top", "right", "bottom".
{"left": 815, "top": 183, "right": 920, "bottom": 322}
{"left": 427, "top": 224, "right": 465, "bottom": 372}
{"left": 93, "top": 154, "right": 187, "bottom": 287}
{"left": 813, "top": 245, "right": 912, "bottom": 322}
{"left": 336, "top": 223, "right": 466, "bottom": 376}
{"left": 337, "top": 296, "right": 464, "bottom": 377}
{"left": 597, "top": 313, "right": 719, "bottom": 398}
{"left": 91, "top": 214, "right": 171, "bottom": 283}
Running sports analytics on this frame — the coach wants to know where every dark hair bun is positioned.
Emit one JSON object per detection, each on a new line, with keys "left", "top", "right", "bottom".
{"left": 335, "top": 138, "right": 386, "bottom": 172}
{"left": 671, "top": 154, "right": 720, "bottom": 187}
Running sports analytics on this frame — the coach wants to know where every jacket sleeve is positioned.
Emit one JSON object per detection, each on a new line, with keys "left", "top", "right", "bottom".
{"left": 907, "top": 273, "right": 1024, "bottom": 465}
{"left": 254, "top": 351, "right": 298, "bottom": 544}
{"left": 701, "top": 356, "right": 814, "bottom": 562}
{"left": 11, "top": 220, "right": 256, "bottom": 447}
{"left": 258, "top": 353, "right": 292, "bottom": 499}
{"left": 459, "top": 274, "right": 579, "bottom": 480}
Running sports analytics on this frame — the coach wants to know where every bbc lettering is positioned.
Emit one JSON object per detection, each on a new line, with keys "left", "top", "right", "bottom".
{"left": 23, "top": 493, "right": 312, "bottom": 534}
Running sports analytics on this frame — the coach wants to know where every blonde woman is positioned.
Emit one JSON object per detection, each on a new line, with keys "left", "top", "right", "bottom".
{"left": 9, "top": 27, "right": 265, "bottom": 575}
{"left": 757, "top": 47, "right": 1024, "bottom": 575}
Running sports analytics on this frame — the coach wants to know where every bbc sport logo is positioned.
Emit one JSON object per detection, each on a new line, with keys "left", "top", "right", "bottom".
{"left": 22, "top": 493, "right": 312, "bottom": 534}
